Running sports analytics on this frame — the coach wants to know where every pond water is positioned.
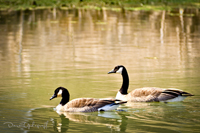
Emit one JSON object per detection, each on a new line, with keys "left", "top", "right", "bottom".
{"left": 0, "top": 8, "right": 200, "bottom": 133}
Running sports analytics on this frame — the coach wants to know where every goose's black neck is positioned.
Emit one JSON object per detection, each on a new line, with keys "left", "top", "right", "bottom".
{"left": 60, "top": 89, "right": 70, "bottom": 106}
{"left": 120, "top": 67, "right": 129, "bottom": 95}
{"left": 60, "top": 97, "right": 69, "bottom": 106}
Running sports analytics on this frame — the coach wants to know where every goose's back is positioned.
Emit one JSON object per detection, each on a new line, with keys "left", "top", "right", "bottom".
{"left": 126, "top": 87, "right": 193, "bottom": 102}
{"left": 127, "top": 87, "right": 163, "bottom": 102}
{"left": 63, "top": 98, "right": 121, "bottom": 112}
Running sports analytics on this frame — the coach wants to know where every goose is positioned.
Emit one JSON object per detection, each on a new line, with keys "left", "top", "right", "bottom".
{"left": 108, "top": 65, "right": 194, "bottom": 102}
{"left": 50, "top": 87, "right": 127, "bottom": 112}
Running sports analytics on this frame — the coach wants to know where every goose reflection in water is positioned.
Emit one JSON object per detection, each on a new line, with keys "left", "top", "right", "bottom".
{"left": 55, "top": 110, "right": 127, "bottom": 132}
{"left": 25, "top": 107, "right": 128, "bottom": 132}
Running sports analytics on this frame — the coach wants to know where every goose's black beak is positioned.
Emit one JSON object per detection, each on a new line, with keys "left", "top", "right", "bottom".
{"left": 50, "top": 94, "right": 57, "bottom": 100}
{"left": 108, "top": 69, "right": 115, "bottom": 74}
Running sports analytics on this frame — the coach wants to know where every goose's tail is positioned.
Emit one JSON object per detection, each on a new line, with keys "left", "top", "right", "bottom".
{"left": 163, "top": 89, "right": 194, "bottom": 96}
{"left": 159, "top": 89, "right": 194, "bottom": 102}
{"left": 98, "top": 100, "right": 127, "bottom": 111}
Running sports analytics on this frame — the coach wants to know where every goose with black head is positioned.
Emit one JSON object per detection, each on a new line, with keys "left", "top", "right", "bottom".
{"left": 50, "top": 87, "right": 127, "bottom": 112}
{"left": 108, "top": 65, "right": 194, "bottom": 102}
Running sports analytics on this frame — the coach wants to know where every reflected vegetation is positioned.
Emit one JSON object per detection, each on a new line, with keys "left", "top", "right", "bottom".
{"left": 0, "top": 8, "right": 200, "bottom": 73}
{"left": 0, "top": 7, "right": 200, "bottom": 133}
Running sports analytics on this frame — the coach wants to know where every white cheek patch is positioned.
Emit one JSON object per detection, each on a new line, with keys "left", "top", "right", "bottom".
{"left": 57, "top": 89, "right": 63, "bottom": 97}
{"left": 116, "top": 67, "right": 123, "bottom": 74}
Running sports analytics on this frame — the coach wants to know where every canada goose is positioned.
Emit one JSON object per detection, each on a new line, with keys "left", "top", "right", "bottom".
{"left": 108, "top": 65, "right": 194, "bottom": 102}
{"left": 50, "top": 87, "right": 127, "bottom": 112}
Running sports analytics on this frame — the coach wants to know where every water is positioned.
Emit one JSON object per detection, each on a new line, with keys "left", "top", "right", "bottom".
{"left": 0, "top": 8, "right": 200, "bottom": 133}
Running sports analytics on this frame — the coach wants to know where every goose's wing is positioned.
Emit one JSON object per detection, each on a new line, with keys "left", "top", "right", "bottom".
{"left": 157, "top": 89, "right": 194, "bottom": 101}
{"left": 64, "top": 98, "right": 126, "bottom": 112}
{"left": 128, "top": 87, "right": 193, "bottom": 102}
{"left": 127, "top": 87, "right": 163, "bottom": 102}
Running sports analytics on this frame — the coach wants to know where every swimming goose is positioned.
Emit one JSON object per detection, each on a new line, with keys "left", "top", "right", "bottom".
{"left": 50, "top": 87, "right": 127, "bottom": 112}
{"left": 108, "top": 65, "right": 194, "bottom": 102}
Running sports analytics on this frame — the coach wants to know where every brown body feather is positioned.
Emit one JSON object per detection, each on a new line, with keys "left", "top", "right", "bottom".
{"left": 58, "top": 98, "right": 126, "bottom": 112}
{"left": 122, "top": 87, "right": 193, "bottom": 102}
{"left": 126, "top": 87, "right": 163, "bottom": 102}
